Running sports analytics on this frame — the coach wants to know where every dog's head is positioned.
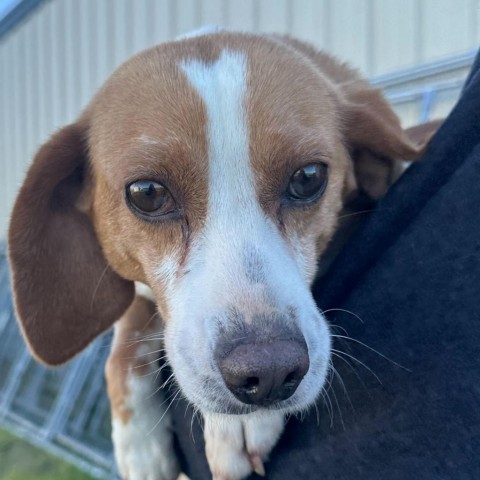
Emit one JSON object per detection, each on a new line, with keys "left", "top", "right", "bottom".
{"left": 9, "top": 32, "right": 422, "bottom": 415}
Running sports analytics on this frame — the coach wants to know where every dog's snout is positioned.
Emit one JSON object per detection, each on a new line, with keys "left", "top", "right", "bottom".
{"left": 217, "top": 340, "right": 309, "bottom": 406}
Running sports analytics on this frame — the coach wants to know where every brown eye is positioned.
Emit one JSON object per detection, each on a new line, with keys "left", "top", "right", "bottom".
{"left": 126, "top": 180, "right": 175, "bottom": 216}
{"left": 287, "top": 163, "right": 328, "bottom": 201}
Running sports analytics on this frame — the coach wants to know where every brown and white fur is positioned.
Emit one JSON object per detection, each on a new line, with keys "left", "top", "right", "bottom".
{"left": 8, "top": 30, "right": 436, "bottom": 480}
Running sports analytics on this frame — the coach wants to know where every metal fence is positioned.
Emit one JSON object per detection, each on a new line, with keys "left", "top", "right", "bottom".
{"left": 372, "top": 49, "right": 476, "bottom": 125}
{"left": 0, "top": 55, "right": 474, "bottom": 479}
{"left": 0, "top": 244, "right": 118, "bottom": 479}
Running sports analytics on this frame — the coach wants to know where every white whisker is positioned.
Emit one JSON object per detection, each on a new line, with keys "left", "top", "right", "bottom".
{"left": 322, "top": 308, "right": 364, "bottom": 324}
{"left": 332, "top": 364, "right": 355, "bottom": 414}
{"left": 329, "top": 380, "right": 346, "bottom": 430}
{"left": 321, "top": 387, "right": 334, "bottom": 428}
{"left": 90, "top": 265, "right": 110, "bottom": 309}
{"left": 337, "top": 208, "right": 375, "bottom": 220}
{"left": 132, "top": 354, "right": 169, "bottom": 370}
{"left": 147, "top": 388, "right": 182, "bottom": 436}
{"left": 331, "top": 334, "right": 410, "bottom": 371}
{"left": 331, "top": 351, "right": 370, "bottom": 395}
{"left": 331, "top": 349, "right": 383, "bottom": 385}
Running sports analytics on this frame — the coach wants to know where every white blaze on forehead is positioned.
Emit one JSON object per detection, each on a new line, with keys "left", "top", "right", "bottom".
{"left": 179, "top": 49, "right": 278, "bottom": 311}
{"left": 180, "top": 50, "right": 257, "bottom": 221}
{"left": 178, "top": 49, "right": 304, "bottom": 304}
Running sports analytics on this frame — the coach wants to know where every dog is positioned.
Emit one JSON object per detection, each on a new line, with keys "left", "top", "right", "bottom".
{"left": 8, "top": 30, "right": 433, "bottom": 480}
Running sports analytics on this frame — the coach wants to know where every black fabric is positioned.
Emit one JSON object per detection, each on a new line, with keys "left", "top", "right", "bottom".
{"left": 171, "top": 53, "right": 480, "bottom": 480}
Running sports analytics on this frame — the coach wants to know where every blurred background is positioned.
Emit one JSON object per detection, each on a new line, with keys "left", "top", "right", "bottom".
{"left": 0, "top": 0, "right": 479, "bottom": 478}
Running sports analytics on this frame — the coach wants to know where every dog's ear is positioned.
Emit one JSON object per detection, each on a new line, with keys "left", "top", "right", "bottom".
{"left": 8, "top": 121, "right": 135, "bottom": 366}
{"left": 405, "top": 118, "right": 443, "bottom": 146}
{"left": 341, "top": 83, "right": 426, "bottom": 200}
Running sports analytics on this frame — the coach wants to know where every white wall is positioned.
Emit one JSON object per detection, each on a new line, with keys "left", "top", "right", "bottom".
{"left": 1, "top": 0, "right": 479, "bottom": 234}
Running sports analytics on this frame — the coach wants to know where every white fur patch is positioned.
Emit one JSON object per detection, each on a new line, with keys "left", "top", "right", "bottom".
{"left": 112, "top": 373, "right": 180, "bottom": 480}
{"left": 204, "top": 410, "right": 284, "bottom": 480}
{"left": 179, "top": 51, "right": 265, "bottom": 306}
{"left": 134, "top": 281, "right": 156, "bottom": 302}
{"left": 180, "top": 51, "right": 251, "bottom": 220}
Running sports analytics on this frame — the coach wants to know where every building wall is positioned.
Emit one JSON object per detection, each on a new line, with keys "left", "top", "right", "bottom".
{"left": 1, "top": 0, "right": 479, "bottom": 234}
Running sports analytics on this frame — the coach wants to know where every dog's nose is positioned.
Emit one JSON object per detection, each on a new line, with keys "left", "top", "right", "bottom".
{"left": 217, "top": 340, "right": 309, "bottom": 406}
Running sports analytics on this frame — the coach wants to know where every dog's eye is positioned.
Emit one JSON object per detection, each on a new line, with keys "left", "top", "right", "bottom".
{"left": 287, "top": 163, "right": 328, "bottom": 201}
{"left": 126, "top": 180, "right": 175, "bottom": 216}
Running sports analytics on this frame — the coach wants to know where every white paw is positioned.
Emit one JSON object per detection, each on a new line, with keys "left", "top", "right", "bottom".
{"left": 113, "top": 420, "right": 180, "bottom": 480}
{"left": 204, "top": 410, "right": 284, "bottom": 480}
{"left": 112, "top": 375, "right": 180, "bottom": 480}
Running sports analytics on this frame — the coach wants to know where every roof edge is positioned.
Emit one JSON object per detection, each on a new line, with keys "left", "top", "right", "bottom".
{"left": 0, "top": 0, "right": 47, "bottom": 42}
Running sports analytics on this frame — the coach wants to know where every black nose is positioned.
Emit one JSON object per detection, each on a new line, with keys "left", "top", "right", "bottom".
{"left": 217, "top": 340, "right": 309, "bottom": 406}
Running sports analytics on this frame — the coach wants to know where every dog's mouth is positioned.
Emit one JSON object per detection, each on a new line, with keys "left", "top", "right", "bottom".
{"left": 218, "top": 399, "right": 292, "bottom": 416}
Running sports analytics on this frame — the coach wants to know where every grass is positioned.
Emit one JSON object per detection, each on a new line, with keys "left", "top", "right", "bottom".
{"left": 0, "top": 428, "right": 95, "bottom": 480}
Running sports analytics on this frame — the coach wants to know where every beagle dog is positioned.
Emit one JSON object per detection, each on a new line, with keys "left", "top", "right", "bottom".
{"left": 8, "top": 31, "right": 429, "bottom": 480}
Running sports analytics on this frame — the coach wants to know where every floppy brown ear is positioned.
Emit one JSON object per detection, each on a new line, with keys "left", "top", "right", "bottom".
{"left": 405, "top": 118, "right": 443, "bottom": 146}
{"left": 342, "top": 84, "right": 425, "bottom": 199}
{"left": 8, "top": 121, "right": 135, "bottom": 366}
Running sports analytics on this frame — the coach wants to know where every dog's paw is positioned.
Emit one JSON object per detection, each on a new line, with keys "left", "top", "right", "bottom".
{"left": 112, "top": 372, "right": 181, "bottom": 480}
{"left": 113, "top": 415, "right": 180, "bottom": 480}
{"left": 204, "top": 411, "right": 284, "bottom": 480}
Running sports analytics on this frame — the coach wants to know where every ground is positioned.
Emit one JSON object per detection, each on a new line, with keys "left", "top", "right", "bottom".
{"left": 0, "top": 428, "right": 94, "bottom": 480}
